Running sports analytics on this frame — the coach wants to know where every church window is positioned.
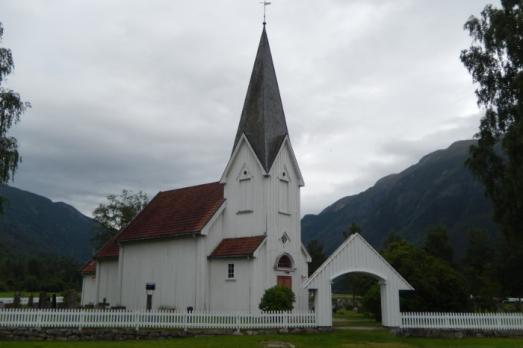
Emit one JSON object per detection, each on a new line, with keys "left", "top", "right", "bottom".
{"left": 238, "top": 166, "right": 254, "bottom": 213}
{"left": 278, "top": 179, "right": 289, "bottom": 214}
{"left": 227, "top": 263, "right": 235, "bottom": 279}
{"left": 277, "top": 254, "right": 293, "bottom": 270}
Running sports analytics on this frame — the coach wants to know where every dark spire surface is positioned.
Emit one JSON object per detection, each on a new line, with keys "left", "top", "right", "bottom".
{"left": 233, "top": 27, "right": 288, "bottom": 172}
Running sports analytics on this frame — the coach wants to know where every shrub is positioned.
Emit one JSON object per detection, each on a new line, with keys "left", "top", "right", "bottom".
{"left": 259, "top": 285, "right": 295, "bottom": 311}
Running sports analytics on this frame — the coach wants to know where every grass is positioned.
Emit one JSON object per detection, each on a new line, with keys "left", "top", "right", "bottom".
{"left": 0, "top": 292, "right": 40, "bottom": 298}
{"left": 0, "top": 310, "right": 522, "bottom": 347}
{"left": 0, "top": 329, "right": 522, "bottom": 348}
{"left": 333, "top": 308, "right": 381, "bottom": 328}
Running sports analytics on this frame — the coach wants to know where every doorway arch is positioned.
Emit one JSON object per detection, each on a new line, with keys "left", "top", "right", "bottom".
{"left": 304, "top": 233, "right": 413, "bottom": 327}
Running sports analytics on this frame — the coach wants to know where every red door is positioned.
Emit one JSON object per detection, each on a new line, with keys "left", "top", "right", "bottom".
{"left": 277, "top": 276, "right": 292, "bottom": 289}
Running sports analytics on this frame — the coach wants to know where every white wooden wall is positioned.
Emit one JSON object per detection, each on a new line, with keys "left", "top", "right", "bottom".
{"left": 119, "top": 238, "right": 199, "bottom": 310}
{"left": 80, "top": 275, "right": 96, "bottom": 306}
{"left": 305, "top": 233, "right": 413, "bottom": 327}
{"left": 220, "top": 137, "right": 309, "bottom": 311}
{"left": 95, "top": 260, "right": 119, "bottom": 307}
{"left": 209, "top": 259, "right": 252, "bottom": 311}
{"left": 84, "top": 136, "right": 309, "bottom": 313}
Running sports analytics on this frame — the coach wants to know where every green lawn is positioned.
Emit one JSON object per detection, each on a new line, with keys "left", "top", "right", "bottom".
{"left": 333, "top": 308, "right": 381, "bottom": 328}
{"left": 0, "top": 329, "right": 522, "bottom": 348}
{"left": 0, "top": 292, "right": 40, "bottom": 298}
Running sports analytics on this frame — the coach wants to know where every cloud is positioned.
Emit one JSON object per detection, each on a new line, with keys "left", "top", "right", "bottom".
{"left": 1, "top": 0, "right": 494, "bottom": 216}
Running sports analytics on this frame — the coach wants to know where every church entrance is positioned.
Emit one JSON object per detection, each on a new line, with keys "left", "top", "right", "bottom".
{"left": 277, "top": 275, "right": 292, "bottom": 289}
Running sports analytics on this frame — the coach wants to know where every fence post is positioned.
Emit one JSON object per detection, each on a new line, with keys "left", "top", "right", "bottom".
{"left": 79, "top": 309, "right": 84, "bottom": 332}
{"left": 36, "top": 309, "right": 42, "bottom": 329}
{"left": 183, "top": 311, "right": 188, "bottom": 332}
{"left": 134, "top": 311, "right": 139, "bottom": 332}
{"left": 235, "top": 312, "right": 240, "bottom": 333}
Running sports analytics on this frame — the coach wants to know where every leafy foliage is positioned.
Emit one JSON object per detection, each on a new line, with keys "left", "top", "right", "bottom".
{"left": 384, "top": 239, "right": 471, "bottom": 312}
{"left": 306, "top": 239, "right": 326, "bottom": 276}
{"left": 363, "top": 238, "right": 471, "bottom": 319}
{"left": 423, "top": 226, "right": 454, "bottom": 264}
{"left": 92, "top": 189, "right": 148, "bottom": 249}
{"left": 462, "top": 229, "right": 499, "bottom": 311}
{"left": 258, "top": 285, "right": 295, "bottom": 311}
{"left": 0, "top": 22, "right": 30, "bottom": 213}
{"left": 343, "top": 223, "right": 361, "bottom": 240}
{"left": 0, "top": 251, "right": 81, "bottom": 292}
{"left": 461, "top": 1, "right": 523, "bottom": 246}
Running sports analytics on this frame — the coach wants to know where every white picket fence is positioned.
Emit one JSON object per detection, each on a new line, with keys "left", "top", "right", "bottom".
{"left": 401, "top": 312, "right": 523, "bottom": 331}
{"left": 0, "top": 309, "right": 316, "bottom": 330}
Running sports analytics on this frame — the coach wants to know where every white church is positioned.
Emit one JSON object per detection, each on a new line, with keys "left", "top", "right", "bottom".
{"left": 81, "top": 26, "right": 311, "bottom": 312}
{"left": 81, "top": 26, "right": 412, "bottom": 326}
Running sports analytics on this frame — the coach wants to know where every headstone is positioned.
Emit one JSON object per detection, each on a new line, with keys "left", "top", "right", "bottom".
{"left": 63, "top": 289, "right": 79, "bottom": 308}
{"left": 13, "top": 292, "right": 21, "bottom": 308}
{"left": 38, "top": 292, "right": 49, "bottom": 308}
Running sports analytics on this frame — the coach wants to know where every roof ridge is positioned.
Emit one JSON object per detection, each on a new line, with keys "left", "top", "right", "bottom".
{"left": 160, "top": 181, "right": 222, "bottom": 194}
{"left": 222, "top": 234, "right": 265, "bottom": 241}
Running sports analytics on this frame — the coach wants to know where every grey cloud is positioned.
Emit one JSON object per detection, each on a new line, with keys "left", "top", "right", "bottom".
{"left": 2, "top": 0, "right": 495, "bottom": 216}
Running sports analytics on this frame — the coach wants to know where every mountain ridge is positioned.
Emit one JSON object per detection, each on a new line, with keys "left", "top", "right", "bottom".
{"left": 0, "top": 184, "right": 95, "bottom": 262}
{"left": 301, "top": 139, "right": 498, "bottom": 258}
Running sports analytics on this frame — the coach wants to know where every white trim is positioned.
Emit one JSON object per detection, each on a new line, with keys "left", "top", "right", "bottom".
{"left": 200, "top": 201, "right": 226, "bottom": 236}
{"left": 274, "top": 252, "right": 296, "bottom": 272}
{"left": 303, "top": 233, "right": 413, "bottom": 290}
{"left": 278, "top": 165, "right": 291, "bottom": 182}
{"left": 220, "top": 134, "right": 267, "bottom": 184}
{"left": 237, "top": 163, "right": 253, "bottom": 181}
{"left": 252, "top": 237, "right": 267, "bottom": 258}
{"left": 271, "top": 136, "right": 304, "bottom": 187}
{"left": 300, "top": 243, "right": 312, "bottom": 263}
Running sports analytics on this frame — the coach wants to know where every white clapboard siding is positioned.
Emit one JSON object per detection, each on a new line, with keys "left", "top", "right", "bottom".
{"left": 0, "top": 309, "right": 316, "bottom": 329}
{"left": 401, "top": 312, "right": 523, "bottom": 331}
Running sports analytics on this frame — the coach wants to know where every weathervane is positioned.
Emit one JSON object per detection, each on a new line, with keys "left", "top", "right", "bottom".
{"left": 260, "top": 1, "right": 271, "bottom": 25}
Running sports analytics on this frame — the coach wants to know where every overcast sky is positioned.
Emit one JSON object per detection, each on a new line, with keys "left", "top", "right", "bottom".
{"left": 2, "top": 0, "right": 495, "bottom": 216}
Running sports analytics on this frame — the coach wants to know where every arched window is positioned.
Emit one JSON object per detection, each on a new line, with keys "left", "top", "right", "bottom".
{"left": 277, "top": 255, "right": 293, "bottom": 269}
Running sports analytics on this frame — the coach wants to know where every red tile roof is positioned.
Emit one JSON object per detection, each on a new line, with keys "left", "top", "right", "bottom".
{"left": 80, "top": 260, "right": 96, "bottom": 275}
{"left": 95, "top": 234, "right": 120, "bottom": 259}
{"left": 118, "top": 182, "right": 225, "bottom": 243}
{"left": 209, "top": 235, "right": 266, "bottom": 258}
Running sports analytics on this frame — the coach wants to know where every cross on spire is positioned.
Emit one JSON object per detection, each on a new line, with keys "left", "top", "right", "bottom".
{"left": 260, "top": 1, "right": 271, "bottom": 25}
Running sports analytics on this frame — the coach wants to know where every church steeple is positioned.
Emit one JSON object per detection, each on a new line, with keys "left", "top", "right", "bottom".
{"left": 233, "top": 27, "right": 288, "bottom": 173}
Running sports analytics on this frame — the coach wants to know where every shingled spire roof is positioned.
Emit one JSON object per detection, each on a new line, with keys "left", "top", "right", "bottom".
{"left": 233, "top": 27, "right": 288, "bottom": 172}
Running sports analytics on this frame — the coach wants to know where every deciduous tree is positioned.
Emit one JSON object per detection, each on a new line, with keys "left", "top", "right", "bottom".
{"left": 423, "top": 226, "right": 454, "bottom": 264}
{"left": 306, "top": 239, "right": 326, "bottom": 276}
{"left": 0, "top": 22, "right": 30, "bottom": 213}
{"left": 460, "top": 1, "right": 523, "bottom": 245}
{"left": 92, "top": 189, "right": 148, "bottom": 250}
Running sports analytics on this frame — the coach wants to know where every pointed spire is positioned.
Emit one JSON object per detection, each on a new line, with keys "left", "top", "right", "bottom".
{"left": 233, "top": 27, "right": 288, "bottom": 172}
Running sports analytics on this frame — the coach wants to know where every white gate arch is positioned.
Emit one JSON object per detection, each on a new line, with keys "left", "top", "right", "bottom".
{"left": 304, "top": 233, "right": 414, "bottom": 327}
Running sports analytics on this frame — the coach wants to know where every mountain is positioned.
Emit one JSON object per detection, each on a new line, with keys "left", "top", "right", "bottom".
{"left": 301, "top": 140, "right": 499, "bottom": 259}
{"left": 0, "top": 185, "right": 95, "bottom": 262}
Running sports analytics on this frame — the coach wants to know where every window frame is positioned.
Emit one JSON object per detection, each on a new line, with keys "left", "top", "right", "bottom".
{"left": 237, "top": 165, "right": 254, "bottom": 214}
{"left": 227, "top": 263, "right": 235, "bottom": 280}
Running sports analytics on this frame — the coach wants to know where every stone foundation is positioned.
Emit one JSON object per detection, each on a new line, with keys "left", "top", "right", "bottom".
{"left": 394, "top": 328, "right": 523, "bottom": 338}
{"left": 0, "top": 327, "right": 322, "bottom": 341}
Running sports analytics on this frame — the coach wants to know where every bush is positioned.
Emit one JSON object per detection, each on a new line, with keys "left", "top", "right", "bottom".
{"left": 259, "top": 285, "right": 295, "bottom": 311}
